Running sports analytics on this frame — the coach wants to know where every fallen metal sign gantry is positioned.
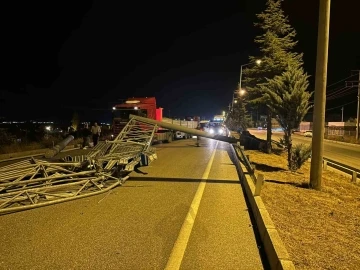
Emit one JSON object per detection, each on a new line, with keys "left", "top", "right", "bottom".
{"left": 0, "top": 118, "right": 157, "bottom": 215}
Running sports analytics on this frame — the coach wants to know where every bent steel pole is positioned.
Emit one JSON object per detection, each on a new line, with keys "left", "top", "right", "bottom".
{"left": 45, "top": 135, "right": 74, "bottom": 158}
{"left": 129, "top": 114, "right": 238, "bottom": 144}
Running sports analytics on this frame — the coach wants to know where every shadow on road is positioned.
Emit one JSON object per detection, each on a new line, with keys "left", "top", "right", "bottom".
{"left": 154, "top": 145, "right": 208, "bottom": 148}
{"left": 129, "top": 176, "right": 240, "bottom": 184}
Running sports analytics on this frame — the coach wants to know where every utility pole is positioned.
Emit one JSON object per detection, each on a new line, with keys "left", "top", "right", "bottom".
{"left": 341, "top": 107, "right": 344, "bottom": 122}
{"left": 357, "top": 70, "right": 360, "bottom": 140}
{"left": 310, "top": 0, "right": 331, "bottom": 190}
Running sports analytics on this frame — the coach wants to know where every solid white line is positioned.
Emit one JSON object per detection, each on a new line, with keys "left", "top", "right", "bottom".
{"left": 165, "top": 141, "right": 219, "bottom": 270}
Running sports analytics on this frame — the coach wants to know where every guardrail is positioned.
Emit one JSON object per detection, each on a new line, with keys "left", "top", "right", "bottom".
{"left": 231, "top": 131, "right": 360, "bottom": 190}
{"left": 271, "top": 140, "right": 360, "bottom": 182}
{"left": 230, "top": 140, "right": 295, "bottom": 269}
{"left": 270, "top": 138, "right": 359, "bottom": 182}
{"left": 323, "top": 157, "right": 360, "bottom": 182}
{"left": 232, "top": 142, "right": 265, "bottom": 196}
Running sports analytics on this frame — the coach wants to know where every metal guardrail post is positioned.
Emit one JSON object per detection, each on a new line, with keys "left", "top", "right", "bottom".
{"left": 323, "top": 157, "right": 359, "bottom": 182}
{"left": 254, "top": 174, "right": 264, "bottom": 196}
{"left": 352, "top": 171, "right": 357, "bottom": 183}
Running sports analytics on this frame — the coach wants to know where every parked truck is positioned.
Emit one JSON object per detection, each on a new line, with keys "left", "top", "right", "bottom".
{"left": 112, "top": 97, "right": 199, "bottom": 143}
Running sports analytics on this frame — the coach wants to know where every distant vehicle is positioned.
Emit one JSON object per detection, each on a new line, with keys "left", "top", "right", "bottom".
{"left": 112, "top": 97, "right": 198, "bottom": 143}
{"left": 304, "top": 130, "right": 312, "bottom": 137}
{"left": 208, "top": 122, "right": 228, "bottom": 136}
{"left": 175, "top": 131, "right": 191, "bottom": 139}
{"left": 199, "top": 120, "right": 209, "bottom": 131}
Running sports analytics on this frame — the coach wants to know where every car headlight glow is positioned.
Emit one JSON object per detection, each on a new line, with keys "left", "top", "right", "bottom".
{"left": 218, "top": 129, "right": 223, "bottom": 134}
{"left": 209, "top": 129, "right": 214, "bottom": 134}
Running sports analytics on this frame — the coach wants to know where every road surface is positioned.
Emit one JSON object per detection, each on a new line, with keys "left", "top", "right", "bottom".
{"left": 251, "top": 130, "right": 360, "bottom": 170}
{"left": 0, "top": 138, "right": 268, "bottom": 269}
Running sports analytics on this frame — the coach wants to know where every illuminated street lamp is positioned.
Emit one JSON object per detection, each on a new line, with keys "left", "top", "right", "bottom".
{"left": 231, "top": 59, "right": 261, "bottom": 109}
{"left": 232, "top": 89, "right": 246, "bottom": 106}
{"left": 239, "top": 59, "right": 261, "bottom": 91}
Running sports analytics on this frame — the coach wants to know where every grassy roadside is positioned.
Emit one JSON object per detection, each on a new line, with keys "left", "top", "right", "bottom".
{"left": 0, "top": 138, "right": 83, "bottom": 154}
{"left": 246, "top": 147, "right": 360, "bottom": 269}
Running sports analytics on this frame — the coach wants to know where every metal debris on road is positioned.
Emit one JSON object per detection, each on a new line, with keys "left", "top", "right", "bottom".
{"left": 0, "top": 118, "right": 157, "bottom": 215}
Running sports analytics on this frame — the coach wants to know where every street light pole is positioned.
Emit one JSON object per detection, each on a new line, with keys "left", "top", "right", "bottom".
{"left": 231, "top": 63, "right": 250, "bottom": 109}
{"left": 239, "top": 65, "right": 244, "bottom": 92}
{"left": 310, "top": 0, "right": 331, "bottom": 190}
{"left": 232, "top": 60, "right": 262, "bottom": 111}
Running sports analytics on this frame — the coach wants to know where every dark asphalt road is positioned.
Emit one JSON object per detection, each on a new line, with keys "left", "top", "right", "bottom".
{"left": 0, "top": 138, "right": 266, "bottom": 270}
{"left": 251, "top": 130, "right": 360, "bottom": 170}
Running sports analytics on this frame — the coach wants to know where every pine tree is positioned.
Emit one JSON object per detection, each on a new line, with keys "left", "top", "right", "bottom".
{"left": 261, "top": 65, "right": 312, "bottom": 170}
{"left": 225, "top": 98, "right": 252, "bottom": 132}
{"left": 243, "top": 0, "right": 303, "bottom": 153}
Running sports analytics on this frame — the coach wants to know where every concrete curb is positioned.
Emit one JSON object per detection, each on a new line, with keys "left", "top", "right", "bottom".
{"left": 230, "top": 145, "right": 296, "bottom": 270}
{"left": 323, "top": 138, "right": 360, "bottom": 147}
{"left": 0, "top": 145, "right": 81, "bottom": 161}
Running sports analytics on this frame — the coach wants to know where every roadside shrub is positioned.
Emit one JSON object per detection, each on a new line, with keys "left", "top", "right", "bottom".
{"left": 279, "top": 137, "right": 286, "bottom": 147}
{"left": 289, "top": 143, "right": 312, "bottom": 172}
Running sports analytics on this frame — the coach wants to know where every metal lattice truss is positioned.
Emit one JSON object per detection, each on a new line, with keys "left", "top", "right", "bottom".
{"left": 0, "top": 118, "right": 157, "bottom": 215}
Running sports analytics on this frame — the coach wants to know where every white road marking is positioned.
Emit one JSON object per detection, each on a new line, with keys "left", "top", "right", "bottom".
{"left": 165, "top": 141, "right": 219, "bottom": 270}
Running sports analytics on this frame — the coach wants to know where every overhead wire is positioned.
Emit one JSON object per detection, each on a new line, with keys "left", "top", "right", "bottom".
{"left": 326, "top": 86, "right": 351, "bottom": 99}
{"left": 327, "top": 88, "right": 357, "bottom": 100}
{"left": 325, "top": 73, "right": 358, "bottom": 99}
{"left": 305, "top": 74, "right": 358, "bottom": 116}
{"left": 308, "top": 74, "right": 356, "bottom": 103}
{"left": 326, "top": 74, "right": 357, "bottom": 89}
{"left": 325, "top": 100, "right": 357, "bottom": 112}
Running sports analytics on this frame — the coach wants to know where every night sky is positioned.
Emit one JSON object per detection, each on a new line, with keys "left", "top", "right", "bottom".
{"left": 1, "top": 0, "right": 360, "bottom": 123}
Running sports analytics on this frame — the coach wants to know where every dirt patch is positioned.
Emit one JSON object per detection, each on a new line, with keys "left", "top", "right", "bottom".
{"left": 246, "top": 149, "right": 360, "bottom": 270}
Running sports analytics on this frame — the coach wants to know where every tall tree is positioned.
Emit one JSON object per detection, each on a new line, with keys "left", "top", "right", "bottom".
{"left": 225, "top": 97, "right": 252, "bottom": 132}
{"left": 243, "top": 0, "right": 303, "bottom": 153}
{"left": 261, "top": 65, "right": 312, "bottom": 170}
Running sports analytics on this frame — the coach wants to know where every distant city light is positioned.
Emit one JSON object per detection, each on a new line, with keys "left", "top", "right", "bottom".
{"left": 45, "top": 126, "right": 51, "bottom": 131}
